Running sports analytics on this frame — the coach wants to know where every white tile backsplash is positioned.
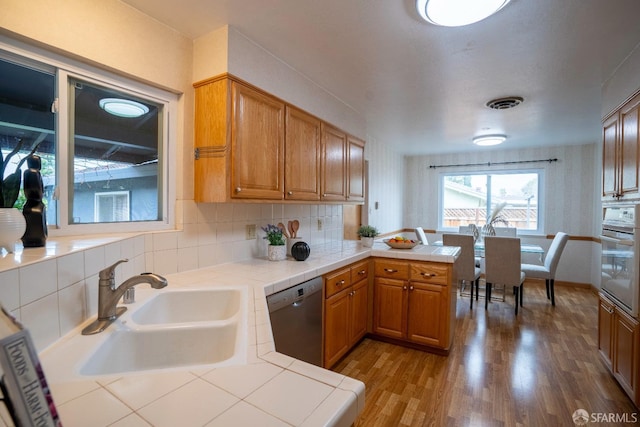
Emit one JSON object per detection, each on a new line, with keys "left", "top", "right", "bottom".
{"left": 0, "top": 202, "right": 344, "bottom": 353}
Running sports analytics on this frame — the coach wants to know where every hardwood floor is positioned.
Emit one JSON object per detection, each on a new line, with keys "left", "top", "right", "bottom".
{"left": 333, "top": 282, "right": 638, "bottom": 426}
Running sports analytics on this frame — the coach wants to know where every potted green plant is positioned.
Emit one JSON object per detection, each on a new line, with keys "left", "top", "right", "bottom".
{"left": 0, "top": 138, "right": 39, "bottom": 252}
{"left": 262, "top": 224, "right": 286, "bottom": 261}
{"left": 357, "top": 225, "right": 379, "bottom": 248}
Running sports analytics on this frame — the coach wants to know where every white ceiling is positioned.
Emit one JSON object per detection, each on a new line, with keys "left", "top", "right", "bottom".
{"left": 121, "top": 0, "right": 640, "bottom": 155}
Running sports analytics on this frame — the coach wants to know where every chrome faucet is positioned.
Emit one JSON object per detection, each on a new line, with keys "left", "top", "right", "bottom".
{"left": 82, "top": 259, "right": 168, "bottom": 335}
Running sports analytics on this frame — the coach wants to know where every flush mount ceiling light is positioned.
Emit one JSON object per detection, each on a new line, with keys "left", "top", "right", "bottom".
{"left": 99, "top": 98, "right": 149, "bottom": 118}
{"left": 473, "top": 135, "right": 506, "bottom": 146}
{"left": 416, "top": 0, "right": 511, "bottom": 27}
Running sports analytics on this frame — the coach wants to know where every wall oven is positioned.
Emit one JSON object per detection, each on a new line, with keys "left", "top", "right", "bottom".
{"left": 601, "top": 204, "right": 640, "bottom": 317}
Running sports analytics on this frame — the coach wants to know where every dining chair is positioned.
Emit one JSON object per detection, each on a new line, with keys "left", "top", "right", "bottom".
{"left": 493, "top": 227, "right": 517, "bottom": 237}
{"left": 520, "top": 232, "right": 568, "bottom": 306}
{"left": 443, "top": 234, "right": 482, "bottom": 309}
{"left": 415, "top": 227, "right": 429, "bottom": 245}
{"left": 484, "top": 236, "right": 525, "bottom": 315}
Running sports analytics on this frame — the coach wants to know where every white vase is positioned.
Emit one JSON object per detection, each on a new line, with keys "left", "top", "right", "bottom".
{"left": 361, "top": 237, "right": 374, "bottom": 248}
{"left": 0, "top": 208, "right": 26, "bottom": 253}
{"left": 268, "top": 244, "right": 286, "bottom": 261}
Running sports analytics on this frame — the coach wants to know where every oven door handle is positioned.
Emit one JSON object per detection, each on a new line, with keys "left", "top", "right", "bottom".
{"left": 600, "top": 235, "right": 634, "bottom": 246}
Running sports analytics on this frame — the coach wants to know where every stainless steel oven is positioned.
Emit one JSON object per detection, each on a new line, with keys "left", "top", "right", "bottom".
{"left": 601, "top": 204, "right": 640, "bottom": 317}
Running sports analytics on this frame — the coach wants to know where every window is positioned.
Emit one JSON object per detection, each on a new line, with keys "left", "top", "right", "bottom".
{"left": 95, "top": 191, "right": 130, "bottom": 222}
{"left": 0, "top": 40, "right": 175, "bottom": 235}
{"left": 439, "top": 170, "right": 543, "bottom": 233}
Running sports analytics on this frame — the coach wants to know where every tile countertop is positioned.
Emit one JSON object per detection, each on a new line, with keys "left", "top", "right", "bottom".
{"left": 38, "top": 241, "right": 459, "bottom": 427}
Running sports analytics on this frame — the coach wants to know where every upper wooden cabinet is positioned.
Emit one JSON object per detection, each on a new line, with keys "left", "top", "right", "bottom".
{"left": 347, "top": 136, "right": 365, "bottom": 202}
{"left": 603, "top": 91, "right": 640, "bottom": 200}
{"left": 194, "top": 74, "right": 364, "bottom": 203}
{"left": 194, "top": 77, "right": 284, "bottom": 201}
{"left": 285, "top": 106, "right": 321, "bottom": 201}
{"left": 321, "top": 124, "right": 347, "bottom": 201}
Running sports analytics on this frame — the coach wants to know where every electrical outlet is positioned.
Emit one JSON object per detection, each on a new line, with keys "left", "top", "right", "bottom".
{"left": 246, "top": 224, "right": 257, "bottom": 240}
{"left": 317, "top": 218, "right": 323, "bottom": 231}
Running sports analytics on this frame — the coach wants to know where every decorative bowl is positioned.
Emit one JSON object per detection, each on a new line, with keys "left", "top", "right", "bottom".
{"left": 383, "top": 239, "right": 418, "bottom": 249}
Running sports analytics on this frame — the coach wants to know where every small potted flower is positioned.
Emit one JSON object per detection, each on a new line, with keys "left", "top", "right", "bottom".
{"left": 357, "top": 225, "right": 379, "bottom": 248}
{"left": 262, "top": 224, "right": 286, "bottom": 261}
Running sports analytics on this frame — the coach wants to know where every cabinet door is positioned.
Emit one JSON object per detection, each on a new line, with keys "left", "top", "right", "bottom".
{"left": 598, "top": 294, "right": 615, "bottom": 369}
{"left": 231, "top": 82, "right": 285, "bottom": 199}
{"left": 613, "top": 309, "right": 639, "bottom": 401}
{"left": 407, "top": 282, "right": 448, "bottom": 348}
{"left": 347, "top": 136, "right": 365, "bottom": 202}
{"left": 602, "top": 113, "right": 618, "bottom": 199}
{"left": 350, "top": 279, "right": 368, "bottom": 345}
{"left": 321, "top": 124, "right": 346, "bottom": 201}
{"left": 373, "top": 277, "right": 407, "bottom": 339}
{"left": 324, "top": 289, "right": 351, "bottom": 368}
{"left": 620, "top": 93, "right": 640, "bottom": 196}
{"left": 285, "top": 106, "right": 321, "bottom": 200}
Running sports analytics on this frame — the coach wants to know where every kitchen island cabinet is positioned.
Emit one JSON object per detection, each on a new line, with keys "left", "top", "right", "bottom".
{"left": 323, "top": 260, "right": 369, "bottom": 368}
{"left": 372, "top": 259, "right": 456, "bottom": 352}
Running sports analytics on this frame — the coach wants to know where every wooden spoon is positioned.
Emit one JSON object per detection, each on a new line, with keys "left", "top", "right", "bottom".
{"left": 288, "top": 221, "right": 295, "bottom": 238}
{"left": 278, "top": 222, "right": 290, "bottom": 238}
{"left": 291, "top": 220, "right": 299, "bottom": 238}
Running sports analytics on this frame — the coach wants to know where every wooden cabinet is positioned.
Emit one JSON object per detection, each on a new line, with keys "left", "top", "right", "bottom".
{"left": 284, "top": 106, "right": 321, "bottom": 201}
{"left": 372, "top": 259, "right": 455, "bottom": 351}
{"left": 194, "top": 76, "right": 285, "bottom": 202}
{"left": 323, "top": 260, "right": 369, "bottom": 368}
{"left": 194, "top": 74, "right": 365, "bottom": 204}
{"left": 347, "top": 136, "right": 365, "bottom": 202}
{"left": 321, "top": 124, "right": 347, "bottom": 201}
{"left": 598, "top": 293, "right": 640, "bottom": 407}
{"left": 602, "top": 91, "right": 640, "bottom": 200}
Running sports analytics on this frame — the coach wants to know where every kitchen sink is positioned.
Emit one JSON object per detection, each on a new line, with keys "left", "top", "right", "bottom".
{"left": 80, "top": 324, "right": 242, "bottom": 376}
{"left": 131, "top": 288, "right": 243, "bottom": 325}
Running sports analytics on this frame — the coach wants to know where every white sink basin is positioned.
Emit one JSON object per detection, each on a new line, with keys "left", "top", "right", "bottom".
{"left": 80, "top": 324, "right": 240, "bottom": 376}
{"left": 40, "top": 286, "right": 248, "bottom": 379}
{"left": 131, "top": 288, "right": 242, "bottom": 325}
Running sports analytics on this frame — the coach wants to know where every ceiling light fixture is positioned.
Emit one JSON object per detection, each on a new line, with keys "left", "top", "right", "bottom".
{"left": 416, "top": 0, "right": 511, "bottom": 27}
{"left": 473, "top": 135, "right": 506, "bottom": 146}
{"left": 99, "top": 98, "right": 149, "bottom": 118}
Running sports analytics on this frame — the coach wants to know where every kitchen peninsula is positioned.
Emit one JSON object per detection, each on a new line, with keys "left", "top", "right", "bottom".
{"left": 18, "top": 238, "right": 459, "bottom": 426}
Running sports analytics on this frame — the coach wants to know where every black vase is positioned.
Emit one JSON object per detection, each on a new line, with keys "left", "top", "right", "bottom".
{"left": 291, "top": 241, "right": 310, "bottom": 261}
{"left": 21, "top": 155, "right": 47, "bottom": 247}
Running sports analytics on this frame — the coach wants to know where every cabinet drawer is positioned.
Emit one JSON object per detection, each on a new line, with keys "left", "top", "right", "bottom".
{"left": 410, "top": 263, "right": 449, "bottom": 285}
{"left": 325, "top": 268, "right": 351, "bottom": 298}
{"left": 374, "top": 260, "right": 409, "bottom": 280}
{"left": 350, "top": 260, "right": 369, "bottom": 283}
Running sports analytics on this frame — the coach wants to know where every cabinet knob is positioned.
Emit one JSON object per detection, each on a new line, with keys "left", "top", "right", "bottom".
{"left": 235, "top": 187, "right": 242, "bottom": 193}
{"left": 323, "top": 193, "right": 327, "bottom": 197}
{"left": 403, "top": 285, "right": 407, "bottom": 290}
{"left": 421, "top": 272, "right": 436, "bottom": 277}
{"left": 409, "top": 285, "right": 414, "bottom": 291}
{"left": 358, "top": 270, "right": 366, "bottom": 275}
{"left": 337, "top": 280, "right": 345, "bottom": 286}
{"left": 287, "top": 191, "right": 293, "bottom": 195}
{"left": 384, "top": 268, "right": 398, "bottom": 273}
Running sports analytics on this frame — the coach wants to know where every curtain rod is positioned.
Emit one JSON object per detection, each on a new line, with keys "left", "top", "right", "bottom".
{"left": 428, "top": 158, "right": 558, "bottom": 169}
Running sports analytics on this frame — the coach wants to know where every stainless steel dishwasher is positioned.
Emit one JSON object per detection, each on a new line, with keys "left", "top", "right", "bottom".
{"left": 267, "top": 276, "right": 323, "bottom": 366}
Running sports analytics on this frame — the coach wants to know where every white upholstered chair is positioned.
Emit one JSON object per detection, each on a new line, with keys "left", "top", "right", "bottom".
{"left": 443, "top": 234, "right": 482, "bottom": 309}
{"left": 520, "top": 232, "right": 569, "bottom": 306}
{"left": 484, "top": 236, "right": 525, "bottom": 315}
{"left": 414, "top": 227, "right": 429, "bottom": 245}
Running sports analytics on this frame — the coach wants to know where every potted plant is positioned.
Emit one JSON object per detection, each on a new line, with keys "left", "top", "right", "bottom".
{"left": 0, "top": 138, "right": 39, "bottom": 252}
{"left": 357, "top": 225, "right": 379, "bottom": 248}
{"left": 262, "top": 224, "right": 286, "bottom": 261}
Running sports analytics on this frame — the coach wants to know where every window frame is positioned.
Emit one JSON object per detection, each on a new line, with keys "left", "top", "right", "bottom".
{"left": 438, "top": 168, "right": 545, "bottom": 235}
{"left": 0, "top": 35, "right": 177, "bottom": 236}
{"left": 94, "top": 191, "right": 131, "bottom": 222}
